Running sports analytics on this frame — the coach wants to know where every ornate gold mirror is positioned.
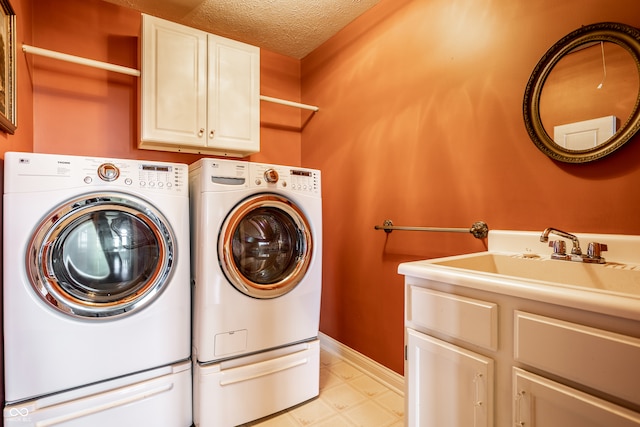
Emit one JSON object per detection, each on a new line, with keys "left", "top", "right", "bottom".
{"left": 523, "top": 22, "right": 640, "bottom": 163}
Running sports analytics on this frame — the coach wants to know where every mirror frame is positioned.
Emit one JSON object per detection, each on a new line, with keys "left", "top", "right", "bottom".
{"left": 523, "top": 22, "right": 640, "bottom": 163}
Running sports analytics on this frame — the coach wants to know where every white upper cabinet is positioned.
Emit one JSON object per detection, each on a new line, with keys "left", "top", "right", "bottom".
{"left": 140, "top": 14, "right": 260, "bottom": 157}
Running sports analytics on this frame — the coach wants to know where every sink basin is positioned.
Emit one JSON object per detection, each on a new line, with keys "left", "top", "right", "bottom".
{"left": 429, "top": 253, "right": 640, "bottom": 297}
{"left": 399, "top": 231, "right": 640, "bottom": 322}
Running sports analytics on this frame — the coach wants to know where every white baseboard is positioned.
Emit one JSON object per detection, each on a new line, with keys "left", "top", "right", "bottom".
{"left": 318, "top": 332, "right": 404, "bottom": 396}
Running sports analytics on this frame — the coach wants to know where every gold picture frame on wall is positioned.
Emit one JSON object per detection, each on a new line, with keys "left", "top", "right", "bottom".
{"left": 0, "top": 0, "right": 15, "bottom": 134}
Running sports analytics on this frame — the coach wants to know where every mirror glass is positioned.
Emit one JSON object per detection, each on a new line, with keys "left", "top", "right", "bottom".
{"left": 523, "top": 23, "right": 640, "bottom": 162}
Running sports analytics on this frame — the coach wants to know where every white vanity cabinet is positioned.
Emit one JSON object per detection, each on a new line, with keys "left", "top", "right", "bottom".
{"left": 402, "top": 273, "right": 640, "bottom": 427}
{"left": 140, "top": 14, "right": 260, "bottom": 157}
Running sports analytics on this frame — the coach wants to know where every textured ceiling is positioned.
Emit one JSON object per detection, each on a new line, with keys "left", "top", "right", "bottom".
{"left": 102, "top": 0, "right": 381, "bottom": 59}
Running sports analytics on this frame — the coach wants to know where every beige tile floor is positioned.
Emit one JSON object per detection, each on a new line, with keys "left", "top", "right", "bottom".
{"left": 243, "top": 348, "right": 405, "bottom": 427}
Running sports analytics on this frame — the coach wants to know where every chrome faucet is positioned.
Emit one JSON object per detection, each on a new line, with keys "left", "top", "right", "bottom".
{"left": 540, "top": 227, "right": 582, "bottom": 255}
{"left": 540, "top": 227, "right": 608, "bottom": 263}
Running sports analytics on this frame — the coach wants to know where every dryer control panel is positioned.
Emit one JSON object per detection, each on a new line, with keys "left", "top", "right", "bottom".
{"left": 250, "top": 163, "right": 320, "bottom": 195}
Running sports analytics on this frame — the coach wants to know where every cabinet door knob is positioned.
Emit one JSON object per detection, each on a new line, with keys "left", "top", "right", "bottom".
{"left": 209, "top": 130, "right": 215, "bottom": 139}
{"left": 198, "top": 128, "right": 204, "bottom": 137}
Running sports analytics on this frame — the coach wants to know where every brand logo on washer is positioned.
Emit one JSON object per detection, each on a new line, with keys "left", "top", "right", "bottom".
{"left": 8, "top": 407, "right": 30, "bottom": 419}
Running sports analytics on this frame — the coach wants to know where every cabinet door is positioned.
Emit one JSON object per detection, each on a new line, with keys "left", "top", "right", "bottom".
{"left": 513, "top": 368, "right": 640, "bottom": 427}
{"left": 207, "top": 35, "right": 260, "bottom": 156}
{"left": 406, "top": 328, "right": 494, "bottom": 427}
{"left": 141, "top": 14, "right": 207, "bottom": 148}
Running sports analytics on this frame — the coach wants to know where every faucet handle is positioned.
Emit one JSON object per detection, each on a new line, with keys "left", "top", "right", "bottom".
{"left": 587, "top": 242, "right": 608, "bottom": 259}
{"left": 549, "top": 240, "right": 566, "bottom": 255}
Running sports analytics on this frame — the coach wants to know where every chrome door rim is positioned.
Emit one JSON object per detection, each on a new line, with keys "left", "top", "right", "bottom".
{"left": 26, "top": 192, "right": 175, "bottom": 319}
{"left": 218, "top": 194, "right": 313, "bottom": 299}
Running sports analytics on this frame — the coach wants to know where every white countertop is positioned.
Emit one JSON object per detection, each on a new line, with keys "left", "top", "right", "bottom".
{"left": 398, "top": 230, "right": 640, "bottom": 322}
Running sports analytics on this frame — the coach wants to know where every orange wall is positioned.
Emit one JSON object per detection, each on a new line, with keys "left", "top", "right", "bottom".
{"left": 2, "top": 0, "right": 33, "bottom": 154}
{"left": 302, "top": 0, "right": 640, "bottom": 374}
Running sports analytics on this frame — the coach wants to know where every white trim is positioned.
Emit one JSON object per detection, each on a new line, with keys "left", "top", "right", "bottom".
{"left": 22, "top": 44, "right": 141, "bottom": 76}
{"left": 318, "top": 332, "right": 405, "bottom": 396}
{"left": 259, "top": 95, "right": 319, "bottom": 112}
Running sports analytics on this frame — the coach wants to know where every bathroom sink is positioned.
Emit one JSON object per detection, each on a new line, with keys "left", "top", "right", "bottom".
{"left": 399, "top": 230, "right": 640, "bottom": 322}
{"left": 428, "top": 252, "right": 640, "bottom": 297}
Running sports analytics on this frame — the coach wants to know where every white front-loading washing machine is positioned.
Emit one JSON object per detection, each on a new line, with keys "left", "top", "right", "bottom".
{"left": 3, "top": 152, "right": 192, "bottom": 426}
{"left": 189, "top": 158, "right": 322, "bottom": 426}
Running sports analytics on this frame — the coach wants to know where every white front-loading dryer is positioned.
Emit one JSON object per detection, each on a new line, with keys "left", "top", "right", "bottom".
{"left": 189, "top": 158, "right": 322, "bottom": 363}
{"left": 189, "top": 158, "right": 322, "bottom": 426}
{"left": 3, "top": 152, "right": 192, "bottom": 425}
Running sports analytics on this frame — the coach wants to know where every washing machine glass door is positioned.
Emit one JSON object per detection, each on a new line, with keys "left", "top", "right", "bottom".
{"left": 27, "top": 192, "right": 175, "bottom": 318}
{"left": 219, "top": 194, "right": 313, "bottom": 299}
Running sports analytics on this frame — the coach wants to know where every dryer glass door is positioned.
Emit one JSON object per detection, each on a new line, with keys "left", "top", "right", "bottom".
{"left": 27, "top": 193, "right": 175, "bottom": 318}
{"left": 219, "top": 194, "right": 313, "bottom": 299}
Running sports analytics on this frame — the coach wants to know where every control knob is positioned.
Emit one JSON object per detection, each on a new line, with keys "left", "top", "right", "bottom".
{"left": 97, "top": 163, "right": 120, "bottom": 182}
{"left": 264, "top": 168, "right": 279, "bottom": 183}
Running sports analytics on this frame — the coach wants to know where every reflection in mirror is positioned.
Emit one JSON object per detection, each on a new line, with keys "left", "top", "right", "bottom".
{"left": 523, "top": 22, "right": 640, "bottom": 163}
{"left": 540, "top": 42, "right": 639, "bottom": 150}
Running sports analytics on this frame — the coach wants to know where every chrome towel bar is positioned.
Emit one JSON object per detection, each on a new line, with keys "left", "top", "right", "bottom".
{"left": 374, "top": 220, "right": 489, "bottom": 239}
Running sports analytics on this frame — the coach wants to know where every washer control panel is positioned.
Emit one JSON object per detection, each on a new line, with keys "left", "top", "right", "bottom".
{"left": 135, "top": 163, "right": 185, "bottom": 191}
{"left": 4, "top": 152, "right": 188, "bottom": 195}
{"left": 83, "top": 160, "right": 186, "bottom": 193}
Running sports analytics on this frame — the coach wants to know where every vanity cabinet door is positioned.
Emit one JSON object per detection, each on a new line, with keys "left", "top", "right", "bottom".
{"left": 406, "top": 328, "right": 494, "bottom": 427}
{"left": 513, "top": 368, "right": 640, "bottom": 427}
